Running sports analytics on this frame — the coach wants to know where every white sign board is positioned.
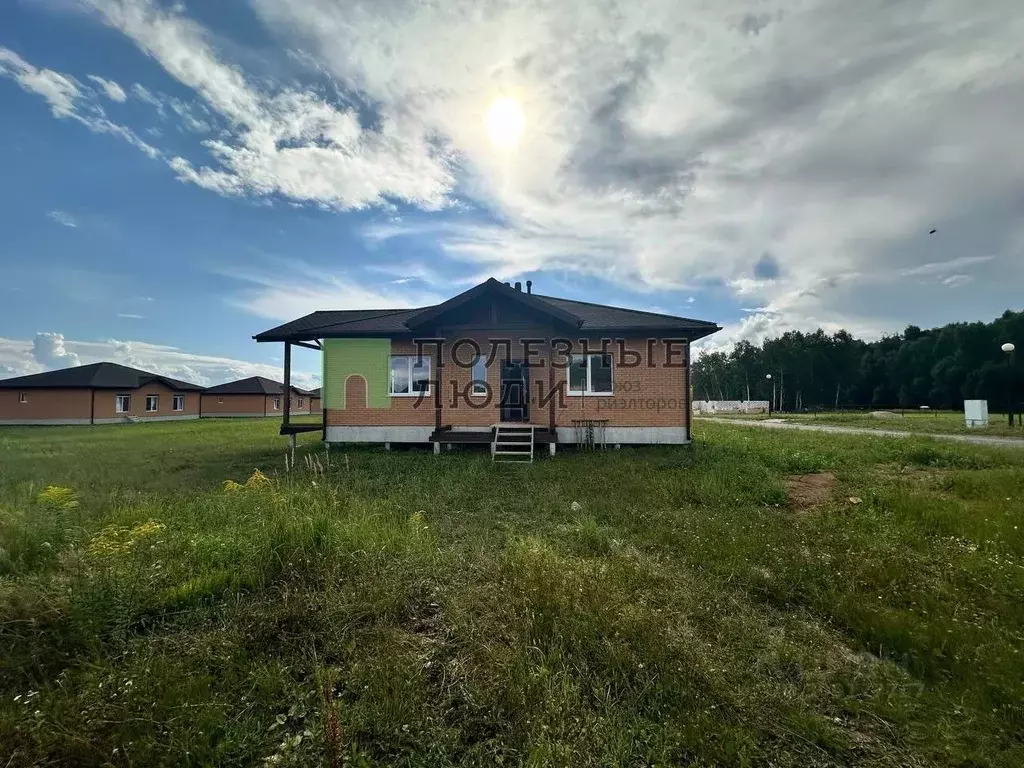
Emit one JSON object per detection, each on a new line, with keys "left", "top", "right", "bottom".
{"left": 964, "top": 400, "right": 989, "bottom": 428}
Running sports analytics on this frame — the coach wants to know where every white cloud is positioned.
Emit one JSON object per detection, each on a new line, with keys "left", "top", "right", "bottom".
{"left": 0, "top": 47, "right": 79, "bottom": 117}
{"left": 87, "top": 74, "right": 127, "bottom": 102}
{"left": 900, "top": 255, "right": 994, "bottom": 278}
{"left": 83, "top": 0, "right": 456, "bottom": 210}
{"left": 243, "top": 0, "right": 1024, "bottom": 331}
{"left": 219, "top": 258, "right": 444, "bottom": 320}
{"left": 117, "top": 313, "right": 145, "bottom": 319}
{"left": 0, "top": 333, "right": 320, "bottom": 389}
{"left": 942, "top": 274, "right": 972, "bottom": 288}
{"left": 32, "top": 332, "right": 81, "bottom": 369}
{"left": 0, "top": 46, "right": 159, "bottom": 158}
{"left": 6, "top": 0, "right": 1024, "bottom": 348}
{"left": 47, "top": 210, "right": 77, "bottom": 228}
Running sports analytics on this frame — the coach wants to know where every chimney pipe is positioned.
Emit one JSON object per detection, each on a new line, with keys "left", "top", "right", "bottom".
{"left": 505, "top": 281, "right": 511, "bottom": 287}
{"left": 526, "top": 280, "right": 532, "bottom": 294}
{"left": 514, "top": 281, "right": 522, "bottom": 292}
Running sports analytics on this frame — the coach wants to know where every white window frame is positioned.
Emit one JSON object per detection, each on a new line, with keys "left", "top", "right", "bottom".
{"left": 272, "top": 397, "right": 281, "bottom": 410}
{"left": 389, "top": 355, "right": 432, "bottom": 397}
{"left": 145, "top": 395, "right": 159, "bottom": 412}
{"left": 471, "top": 355, "right": 488, "bottom": 396}
{"left": 172, "top": 395, "right": 185, "bottom": 411}
{"left": 297, "top": 397, "right": 304, "bottom": 408}
{"left": 19, "top": 392, "right": 27, "bottom": 404}
{"left": 567, "top": 353, "right": 614, "bottom": 396}
{"left": 217, "top": 396, "right": 225, "bottom": 404}
{"left": 115, "top": 394, "right": 131, "bottom": 413}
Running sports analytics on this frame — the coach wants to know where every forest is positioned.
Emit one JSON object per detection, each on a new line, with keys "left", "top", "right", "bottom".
{"left": 691, "top": 310, "right": 1024, "bottom": 411}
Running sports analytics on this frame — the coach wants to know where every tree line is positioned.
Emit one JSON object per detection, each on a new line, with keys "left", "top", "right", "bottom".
{"left": 692, "top": 310, "right": 1023, "bottom": 411}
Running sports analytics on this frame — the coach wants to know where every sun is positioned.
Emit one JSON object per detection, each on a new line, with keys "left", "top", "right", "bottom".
{"left": 485, "top": 97, "right": 524, "bottom": 149}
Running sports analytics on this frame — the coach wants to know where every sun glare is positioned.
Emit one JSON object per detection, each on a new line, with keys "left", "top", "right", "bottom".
{"left": 485, "top": 97, "right": 525, "bottom": 149}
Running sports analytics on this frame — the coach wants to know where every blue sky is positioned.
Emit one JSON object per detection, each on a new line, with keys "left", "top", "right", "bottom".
{"left": 2, "top": 0, "right": 1022, "bottom": 387}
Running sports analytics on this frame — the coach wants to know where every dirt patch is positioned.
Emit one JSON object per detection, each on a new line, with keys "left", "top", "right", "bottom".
{"left": 785, "top": 472, "right": 836, "bottom": 510}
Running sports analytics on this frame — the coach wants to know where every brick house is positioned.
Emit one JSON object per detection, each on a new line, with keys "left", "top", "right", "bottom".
{"left": 255, "top": 278, "right": 719, "bottom": 454}
{"left": 200, "top": 376, "right": 311, "bottom": 418}
{"left": 0, "top": 362, "right": 203, "bottom": 425}
{"left": 306, "top": 388, "right": 322, "bottom": 414}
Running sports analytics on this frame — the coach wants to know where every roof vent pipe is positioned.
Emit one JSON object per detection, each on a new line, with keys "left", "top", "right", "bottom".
{"left": 514, "top": 281, "right": 522, "bottom": 292}
{"left": 526, "top": 280, "right": 532, "bottom": 294}
{"left": 505, "top": 281, "right": 512, "bottom": 287}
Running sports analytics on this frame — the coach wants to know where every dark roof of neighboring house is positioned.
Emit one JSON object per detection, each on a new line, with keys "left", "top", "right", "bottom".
{"left": 202, "top": 376, "right": 294, "bottom": 395}
{"left": 254, "top": 278, "right": 720, "bottom": 342}
{"left": 0, "top": 362, "right": 204, "bottom": 391}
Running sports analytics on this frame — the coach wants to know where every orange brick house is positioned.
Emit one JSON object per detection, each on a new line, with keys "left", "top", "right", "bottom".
{"left": 0, "top": 362, "right": 203, "bottom": 425}
{"left": 306, "top": 388, "right": 322, "bottom": 414}
{"left": 255, "top": 278, "right": 719, "bottom": 453}
{"left": 200, "top": 377, "right": 311, "bottom": 418}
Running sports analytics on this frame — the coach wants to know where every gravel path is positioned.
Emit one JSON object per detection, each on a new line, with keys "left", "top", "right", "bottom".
{"left": 699, "top": 417, "right": 1024, "bottom": 448}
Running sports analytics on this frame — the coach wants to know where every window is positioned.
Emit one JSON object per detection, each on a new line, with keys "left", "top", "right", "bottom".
{"left": 19, "top": 392, "right": 27, "bottom": 404}
{"left": 145, "top": 395, "right": 159, "bottom": 412}
{"left": 217, "top": 397, "right": 224, "bottom": 404}
{"left": 567, "top": 353, "right": 614, "bottom": 395}
{"left": 272, "top": 397, "right": 281, "bottom": 410}
{"left": 389, "top": 355, "right": 431, "bottom": 396}
{"left": 297, "top": 397, "right": 304, "bottom": 408}
{"left": 115, "top": 394, "right": 130, "bottom": 413}
{"left": 471, "top": 355, "right": 487, "bottom": 395}
{"left": 172, "top": 395, "right": 185, "bottom": 411}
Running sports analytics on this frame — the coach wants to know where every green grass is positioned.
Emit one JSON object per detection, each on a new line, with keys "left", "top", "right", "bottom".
{"left": 702, "top": 410, "right": 1024, "bottom": 439}
{"left": 1, "top": 420, "right": 1023, "bottom": 766}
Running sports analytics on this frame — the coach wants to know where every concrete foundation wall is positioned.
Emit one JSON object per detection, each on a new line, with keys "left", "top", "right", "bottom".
{"left": 555, "top": 426, "right": 690, "bottom": 444}
{"left": 325, "top": 426, "right": 434, "bottom": 443}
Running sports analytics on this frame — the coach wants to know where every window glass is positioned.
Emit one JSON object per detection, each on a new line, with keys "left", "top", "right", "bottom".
{"left": 568, "top": 354, "right": 588, "bottom": 392}
{"left": 390, "top": 356, "right": 410, "bottom": 394}
{"left": 591, "top": 354, "right": 613, "bottom": 393}
{"left": 146, "top": 395, "right": 159, "bottom": 412}
{"left": 116, "top": 395, "right": 130, "bottom": 413}
{"left": 471, "top": 355, "right": 487, "bottom": 394}
{"left": 173, "top": 395, "right": 185, "bottom": 411}
{"left": 411, "top": 358, "right": 431, "bottom": 392}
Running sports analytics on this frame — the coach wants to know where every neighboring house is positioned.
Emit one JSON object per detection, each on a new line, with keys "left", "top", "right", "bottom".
{"left": 306, "top": 388, "right": 322, "bottom": 414}
{"left": 200, "top": 376, "right": 311, "bottom": 418}
{"left": 0, "top": 362, "right": 203, "bottom": 425}
{"left": 254, "top": 278, "right": 719, "bottom": 451}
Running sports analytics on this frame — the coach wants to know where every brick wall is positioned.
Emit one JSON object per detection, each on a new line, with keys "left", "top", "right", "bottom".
{"left": 93, "top": 383, "right": 200, "bottom": 420}
{"left": 200, "top": 393, "right": 310, "bottom": 416}
{"left": 325, "top": 336, "right": 689, "bottom": 430}
{"left": 0, "top": 389, "right": 93, "bottom": 422}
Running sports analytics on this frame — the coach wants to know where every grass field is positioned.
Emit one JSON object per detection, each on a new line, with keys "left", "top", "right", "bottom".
{"left": 702, "top": 410, "right": 1024, "bottom": 439}
{"left": 1, "top": 420, "right": 1022, "bottom": 766}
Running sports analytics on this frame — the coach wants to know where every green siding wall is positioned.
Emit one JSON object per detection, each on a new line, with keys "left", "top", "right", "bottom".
{"left": 322, "top": 339, "right": 391, "bottom": 409}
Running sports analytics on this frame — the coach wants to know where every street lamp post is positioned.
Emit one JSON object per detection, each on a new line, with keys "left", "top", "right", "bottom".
{"left": 766, "top": 374, "right": 775, "bottom": 416}
{"left": 1003, "top": 343, "right": 1016, "bottom": 427}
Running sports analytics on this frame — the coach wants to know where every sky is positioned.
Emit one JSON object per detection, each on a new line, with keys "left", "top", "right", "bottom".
{"left": 1, "top": 0, "right": 1022, "bottom": 389}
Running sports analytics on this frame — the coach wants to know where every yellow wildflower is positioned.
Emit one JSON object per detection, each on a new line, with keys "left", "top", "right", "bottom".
{"left": 223, "top": 479, "right": 244, "bottom": 493}
{"left": 36, "top": 486, "right": 78, "bottom": 510}
{"left": 131, "top": 520, "right": 166, "bottom": 538}
{"left": 87, "top": 519, "right": 166, "bottom": 557}
{"left": 245, "top": 469, "right": 272, "bottom": 489}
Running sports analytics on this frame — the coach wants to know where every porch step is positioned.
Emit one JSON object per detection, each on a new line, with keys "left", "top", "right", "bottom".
{"left": 492, "top": 424, "right": 535, "bottom": 463}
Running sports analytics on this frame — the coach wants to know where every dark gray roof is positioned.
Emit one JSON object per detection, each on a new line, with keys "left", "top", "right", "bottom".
{"left": 532, "top": 294, "right": 719, "bottom": 331}
{"left": 254, "top": 278, "right": 720, "bottom": 342}
{"left": 203, "top": 376, "right": 292, "bottom": 395}
{"left": 0, "top": 362, "right": 204, "bottom": 391}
